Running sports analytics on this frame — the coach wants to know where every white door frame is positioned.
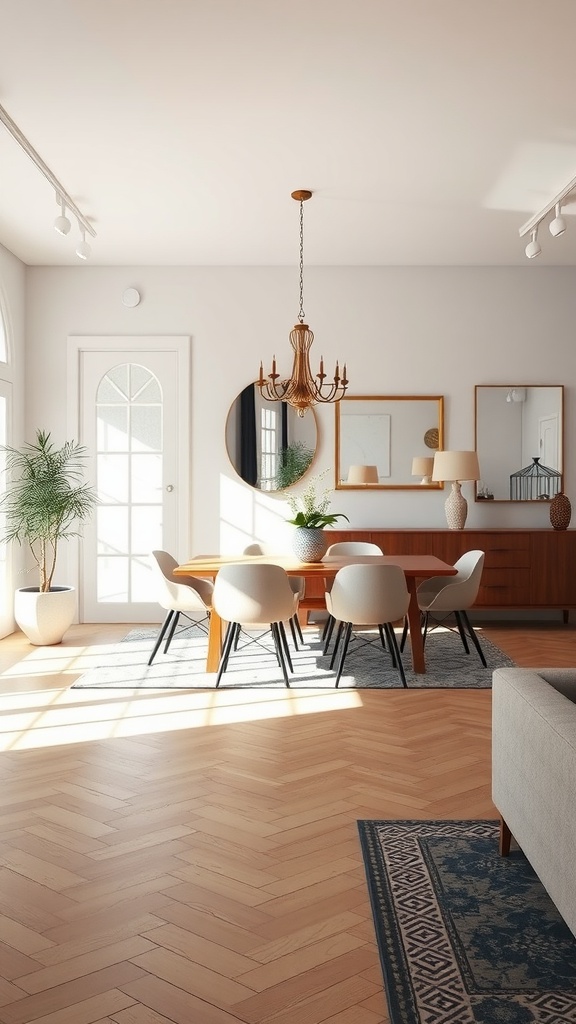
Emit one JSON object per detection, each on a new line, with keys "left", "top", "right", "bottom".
{"left": 67, "top": 336, "right": 191, "bottom": 620}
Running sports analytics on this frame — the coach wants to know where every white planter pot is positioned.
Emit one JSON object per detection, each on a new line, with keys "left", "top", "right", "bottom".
{"left": 14, "top": 586, "right": 77, "bottom": 646}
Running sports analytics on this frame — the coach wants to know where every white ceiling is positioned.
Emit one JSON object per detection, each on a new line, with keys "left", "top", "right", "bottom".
{"left": 2, "top": 0, "right": 576, "bottom": 267}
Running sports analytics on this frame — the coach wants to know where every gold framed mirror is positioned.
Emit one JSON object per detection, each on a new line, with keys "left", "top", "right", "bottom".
{"left": 225, "top": 383, "right": 318, "bottom": 491}
{"left": 474, "top": 385, "right": 564, "bottom": 502}
{"left": 335, "top": 395, "right": 444, "bottom": 490}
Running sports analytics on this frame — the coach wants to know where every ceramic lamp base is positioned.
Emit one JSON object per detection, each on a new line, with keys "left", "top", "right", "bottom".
{"left": 445, "top": 481, "right": 468, "bottom": 530}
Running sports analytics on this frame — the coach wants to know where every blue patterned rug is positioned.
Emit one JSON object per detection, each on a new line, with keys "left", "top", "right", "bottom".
{"left": 357, "top": 819, "right": 576, "bottom": 1024}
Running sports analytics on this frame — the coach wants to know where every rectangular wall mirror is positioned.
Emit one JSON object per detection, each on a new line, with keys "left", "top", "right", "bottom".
{"left": 335, "top": 395, "right": 444, "bottom": 490}
{"left": 475, "top": 385, "right": 564, "bottom": 502}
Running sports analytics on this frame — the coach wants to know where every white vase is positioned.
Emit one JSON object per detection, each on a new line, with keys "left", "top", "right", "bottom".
{"left": 14, "top": 586, "right": 77, "bottom": 645}
{"left": 444, "top": 481, "right": 468, "bottom": 530}
{"left": 292, "top": 528, "right": 329, "bottom": 563}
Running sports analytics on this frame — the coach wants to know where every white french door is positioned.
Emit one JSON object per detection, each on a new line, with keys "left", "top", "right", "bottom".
{"left": 70, "top": 337, "right": 190, "bottom": 623}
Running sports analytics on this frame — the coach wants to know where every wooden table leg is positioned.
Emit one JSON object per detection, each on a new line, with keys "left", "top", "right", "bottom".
{"left": 206, "top": 609, "right": 224, "bottom": 673}
{"left": 406, "top": 579, "right": 425, "bottom": 673}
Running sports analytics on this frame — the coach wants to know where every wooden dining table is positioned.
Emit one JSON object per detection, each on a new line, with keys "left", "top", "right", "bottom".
{"left": 174, "top": 553, "right": 457, "bottom": 675}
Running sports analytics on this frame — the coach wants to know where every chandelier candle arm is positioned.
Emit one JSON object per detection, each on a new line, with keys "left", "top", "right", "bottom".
{"left": 257, "top": 189, "right": 349, "bottom": 417}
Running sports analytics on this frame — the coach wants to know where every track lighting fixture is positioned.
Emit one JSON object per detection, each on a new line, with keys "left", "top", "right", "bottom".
{"left": 0, "top": 102, "right": 96, "bottom": 258}
{"left": 519, "top": 172, "right": 576, "bottom": 259}
{"left": 75, "top": 227, "right": 91, "bottom": 261}
{"left": 549, "top": 203, "right": 566, "bottom": 237}
{"left": 525, "top": 229, "right": 541, "bottom": 260}
{"left": 53, "top": 195, "right": 71, "bottom": 235}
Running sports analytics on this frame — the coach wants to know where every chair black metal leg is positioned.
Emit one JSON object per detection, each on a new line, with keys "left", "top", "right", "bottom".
{"left": 385, "top": 622, "right": 407, "bottom": 687}
{"left": 421, "top": 611, "right": 429, "bottom": 647}
{"left": 378, "top": 624, "right": 388, "bottom": 652}
{"left": 288, "top": 616, "right": 299, "bottom": 651}
{"left": 233, "top": 621, "right": 243, "bottom": 651}
{"left": 454, "top": 611, "right": 471, "bottom": 654}
{"left": 294, "top": 615, "right": 304, "bottom": 645}
{"left": 271, "top": 622, "right": 291, "bottom": 686}
{"left": 323, "top": 615, "right": 336, "bottom": 655}
{"left": 381, "top": 621, "right": 397, "bottom": 667}
{"left": 215, "top": 621, "right": 237, "bottom": 686}
{"left": 335, "top": 622, "right": 353, "bottom": 687}
{"left": 148, "top": 610, "right": 174, "bottom": 665}
{"left": 163, "top": 610, "right": 181, "bottom": 653}
{"left": 460, "top": 610, "right": 487, "bottom": 667}
{"left": 399, "top": 616, "right": 409, "bottom": 652}
{"left": 278, "top": 621, "right": 293, "bottom": 672}
{"left": 321, "top": 613, "right": 333, "bottom": 641}
{"left": 329, "top": 621, "right": 345, "bottom": 668}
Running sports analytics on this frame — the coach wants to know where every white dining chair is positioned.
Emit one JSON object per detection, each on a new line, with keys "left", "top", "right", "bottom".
{"left": 213, "top": 562, "right": 299, "bottom": 686}
{"left": 322, "top": 540, "right": 384, "bottom": 651}
{"left": 400, "top": 549, "right": 487, "bottom": 666}
{"left": 243, "top": 542, "right": 305, "bottom": 645}
{"left": 325, "top": 563, "right": 410, "bottom": 687}
{"left": 148, "top": 550, "right": 213, "bottom": 665}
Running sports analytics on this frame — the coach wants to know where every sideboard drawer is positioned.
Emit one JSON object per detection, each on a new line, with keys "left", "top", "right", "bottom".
{"left": 478, "top": 568, "right": 531, "bottom": 606}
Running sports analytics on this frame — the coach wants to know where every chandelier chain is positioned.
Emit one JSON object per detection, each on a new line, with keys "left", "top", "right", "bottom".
{"left": 298, "top": 199, "right": 305, "bottom": 324}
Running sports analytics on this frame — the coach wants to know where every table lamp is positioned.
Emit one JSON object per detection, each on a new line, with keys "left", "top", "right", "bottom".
{"left": 347, "top": 465, "right": 379, "bottom": 485}
{"left": 411, "top": 456, "right": 434, "bottom": 485}
{"left": 432, "top": 450, "right": 480, "bottom": 529}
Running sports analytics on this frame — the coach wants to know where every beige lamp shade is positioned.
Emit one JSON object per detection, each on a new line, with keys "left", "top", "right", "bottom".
{"left": 412, "top": 456, "right": 434, "bottom": 477}
{"left": 347, "top": 464, "right": 379, "bottom": 484}
{"left": 432, "top": 450, "right": 480, "bottom": 483}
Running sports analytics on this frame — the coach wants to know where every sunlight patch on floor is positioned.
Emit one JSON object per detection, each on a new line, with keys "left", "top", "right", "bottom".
{"left": 0, "top": 684, "right": 363, "bottom": 751}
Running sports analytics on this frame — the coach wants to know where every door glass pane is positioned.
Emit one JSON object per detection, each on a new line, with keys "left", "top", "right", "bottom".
{"left": 95, "top": 363, "right": 163, "bottom": 605}
{"left": 97, "top": 454, "right": 129, "bottom": 503}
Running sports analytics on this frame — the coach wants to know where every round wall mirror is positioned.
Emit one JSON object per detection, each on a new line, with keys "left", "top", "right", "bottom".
{"left": 225, "top": 383, "right": 318, "bottom": 491}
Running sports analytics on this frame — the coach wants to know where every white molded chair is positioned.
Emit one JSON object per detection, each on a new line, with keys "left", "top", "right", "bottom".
{"left": 213, "top": 563, "right": 299, "bottom": 687}
{"left": 325, "top": 541, "right": 384, "bottom": 557}
{"left": 325, "top": 563, "right": 410, "bottom": 687}
{"left": 148, "top": 550, "right": 213, "bottom": 665}
{"left": 400, "top": 549, "right": 487, "bottom": 666}
{"left": 322, "top": 541, "right": 384, "bottom": 650}
{"left": 243, "top": 542, "right": 304, "bottom": 645}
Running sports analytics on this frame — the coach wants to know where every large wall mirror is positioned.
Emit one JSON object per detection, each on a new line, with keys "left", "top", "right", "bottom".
{"left": 335, "top": 395, "right": 444, "bottom": 489}
{"left": 475, "top": 385, "right": 564, "bottom": 501}
{"left": 226, "top": 383, "right": 318, "bottom": 491}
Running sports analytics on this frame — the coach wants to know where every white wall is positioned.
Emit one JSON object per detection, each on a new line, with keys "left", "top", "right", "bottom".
{"left": 0, "top": 242, "right": 26, "bottom": 621}
{"left": 20, "top": 265, "right": 576, "bottom": 579}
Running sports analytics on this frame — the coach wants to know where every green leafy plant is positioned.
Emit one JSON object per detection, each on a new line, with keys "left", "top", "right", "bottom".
{"left": 285, "top": 471, "right": 349, "bottom": 529}
{"left": 275, "top": 440, "right": 315, "bottom": 490}
{"left": 1, "top": 429, "right": 98, "bottom": 593}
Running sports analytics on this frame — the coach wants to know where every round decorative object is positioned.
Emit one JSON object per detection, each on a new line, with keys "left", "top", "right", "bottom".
{"left": 550, "top": 491, "right": 572, "bottom": 531}
{"left": 122, "top": 287, "right": 141, "bottom": 307}
{"left": 291, "top": 527, "right": 329, "bottom": 563}
{"left": 424, "top": 427, "right": 439, "bottom": 450}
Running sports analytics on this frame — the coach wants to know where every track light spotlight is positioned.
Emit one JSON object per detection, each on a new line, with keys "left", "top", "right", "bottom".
{"left": 549, "top": 203, "right": 566, "bottom": 237}
{"left": 75, "top": 227, "right": 91, "bottom": 260}
{"left": 53, "top": 195, "right": 71, "bottom": 235}
{"left": 525, "top": 229, "right": 541, "bottom": 259}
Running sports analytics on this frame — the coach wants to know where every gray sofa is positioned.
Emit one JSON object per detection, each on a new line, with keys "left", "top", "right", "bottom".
{"left": 492, "top": 666, "right": 576, "bottom": 938}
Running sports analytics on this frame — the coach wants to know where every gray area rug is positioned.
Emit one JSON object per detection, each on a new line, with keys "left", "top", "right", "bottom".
{"left": 71, "top": 622, "right": 514, "bottom": 689}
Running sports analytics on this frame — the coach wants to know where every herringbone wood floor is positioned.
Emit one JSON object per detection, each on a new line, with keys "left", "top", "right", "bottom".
{"left": 0, "top": 619, "right": 574, "bottom": 1024}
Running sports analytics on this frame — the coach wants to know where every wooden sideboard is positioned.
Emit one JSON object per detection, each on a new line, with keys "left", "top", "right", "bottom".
{"left": 302, "top": 528, "right": 576, "bottom": 619}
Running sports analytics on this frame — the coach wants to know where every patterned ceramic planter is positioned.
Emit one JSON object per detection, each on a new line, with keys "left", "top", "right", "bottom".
{"left": 291, "top": 527, "right": 329, "bottom": 563}
{"left": 550, "top": 491, "right": 572, "bottom": 531}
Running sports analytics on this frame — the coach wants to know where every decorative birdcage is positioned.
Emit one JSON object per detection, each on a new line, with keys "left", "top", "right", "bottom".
{"left": 509, "top": 457, "right": 561, "bottom": 500}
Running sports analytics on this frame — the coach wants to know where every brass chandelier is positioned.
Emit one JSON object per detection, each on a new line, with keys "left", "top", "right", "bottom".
{"left": 257, "top": 190, "right": 348, "bottom": 417}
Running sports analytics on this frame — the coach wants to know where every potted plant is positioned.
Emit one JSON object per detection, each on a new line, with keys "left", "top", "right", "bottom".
{"left": 1, "top": 429, "right": 97, "bottom": 645}
{"left": 285, "top": 472, "right": 349, "bottom": 562}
